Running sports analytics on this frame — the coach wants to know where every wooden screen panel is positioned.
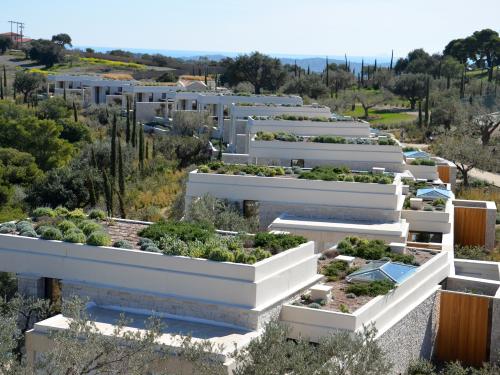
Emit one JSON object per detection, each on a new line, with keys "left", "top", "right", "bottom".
{"left": 437, "top": 165, "right": 450, "bottom": 183}
{"left": 454, "top": 207, "right": 486, "bottom": 247}
{"left": 436, "top": 291, "right": 491, "bottom": 367}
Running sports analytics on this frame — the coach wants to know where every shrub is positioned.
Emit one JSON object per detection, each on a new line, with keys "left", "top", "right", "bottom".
{"left": 251, "top": 247, "right": 272, "bottom": 262}
{"left": 35, "top": 225, "right": 52, "bottom": 236}
{"left": 144, "top": 245, "right": 161, "bottom": 253}
{"left": 88, "top": 209, "right": 106, "bottom": 221}
{"left": 138, "top": 237, "right": 155, "bottom": 250}
{"left": 402, "top": 147, "right": 418, "bottom": 152}
{"left": 139, "top": 220, "right": 214, "bottom": 243}
{"left": 411, "top": 159, "right": 435, "bottom": 166}
{"left": 206, "top": 247, "right": 235, "bottom": 262}
{"left": 346, "top": 280, "right": 394, "bottom": 297}
{"left": 158, "top": 235, "right": 190, "bottom": 256}
{"left": 339, "top": 304, "right": 350, "bottom": 313}
{"left": 253, "top": 232, "right": 307, "bottom": 255}
{"left": 337, "top": 236, "right": 415, "bottom": 264}
{"left": 86, "top": 231, "right": 111, "bottom": 246}
{"left": 307, "top": 302, "right": 322, "bottom": 309}
{"left": 454, "top": 245, "right": 490, "bottom": 261}
{"left": 54, "top": 206, "right": 70, "bottom": 216}
{"left": 0, "top": 222, "right": 17, "bottom": 234}
{"left": 322, "top": 260, "right": 349, "bottom": 281}
{"left": 407, "top": 359, "right": 436, "bottom": 375}
{"left": 16, "top": 221, "right": 33, "bottom": 232}
{"left": 57, "top": 220, "right": 77, "bottom": 233}
{"left": 113, "top": 240, "right": 133, "bottom": 249}
{"left": 19, "top": 229, "right": 38, "bottom": 237}
{"left": 377, "top": 138, "right": 396, "bottom": 145}
{"left": 63, "top": 230, "right": 86, "bottom": 243}
{"left": 78, "top": 220, "right": 102, "bottom": 236}
{"left": 255, "top": 131, "right": 275, "bottom": 141}
{"left": 311, "top": 135, "right": 346, "bottom": 144}
{"left": 67, "top": 208, "right": 86, "bottom": 220}
{"left": 198, "top": 165, "right": 210, "bottom": 173}
{"left": 432, "top": 198, "right": 446, "bottom": 206}
{"left": 41, "top": 227, "right": 63, "bottom": 241}
{"left": 33, "top": 207, "right": 56, "bottom": 218}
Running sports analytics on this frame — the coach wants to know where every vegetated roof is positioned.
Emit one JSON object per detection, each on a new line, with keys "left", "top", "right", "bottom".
{"left": 416, "top": 188, "right": 452, "bottom": 200}
{"left": 404, "top": 150, "right": 430, "bottom": 158}
{"left": 346, "top": 260, "right": 417, "bottom": 284}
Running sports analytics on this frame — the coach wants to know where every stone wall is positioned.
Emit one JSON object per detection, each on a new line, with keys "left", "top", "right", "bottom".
{"left": 377, "top": 290, "right": 440, "bottom": 375}
{"left": 491, "top": 297, "right": 500, "bottom": 364}
{"left": 61, "top": 280, "right": 311, "bottom": 331}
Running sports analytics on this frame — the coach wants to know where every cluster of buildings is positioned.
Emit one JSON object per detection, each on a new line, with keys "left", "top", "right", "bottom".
{"left": 1, "top": 74, "right": 499, "bottom": 374}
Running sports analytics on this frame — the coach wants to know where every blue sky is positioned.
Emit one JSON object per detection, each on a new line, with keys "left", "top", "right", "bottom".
{"left": 2, "top": 0, "right": 499, "bottom": 59}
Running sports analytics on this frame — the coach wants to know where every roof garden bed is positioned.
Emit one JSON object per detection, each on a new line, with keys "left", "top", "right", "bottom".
{"left": 197, "top": 162, "right": 395, "bottom": 184}
{"left": 251, "top": 115, "right": 356, "bottom": 122}
{"left": 291, "top": 237, "right": 435, "bottom": 313}
{"left": 253, "top": 132, "right": 397, "bottom": 146}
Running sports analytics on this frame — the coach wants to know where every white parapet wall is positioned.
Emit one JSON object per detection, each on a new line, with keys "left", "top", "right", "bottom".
{"left": 454, "top": 259, "right": 500, "bottom": 281}
{"left": 280, "top": 250, "right": 452, "bottom": 341}
{"left": 247, "top": 118, "right": 370, "bottom": 137}
{"left": 0, "top": 235, "right": 319, "bottom": 311}
{"left": 401, "top": 199, "right": 453, "bottom": 233}
{"left": 405, "top": 164, "right": 439, "bottom": 181}
{"left": 230, "top": 104, "right": 331, "bottom": 120}
{"left": 248, "top": 139, "right": 404, "bottom": 170}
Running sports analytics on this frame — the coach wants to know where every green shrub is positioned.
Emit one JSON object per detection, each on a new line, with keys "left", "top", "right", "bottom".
{"left": 339, "top": 304, "right": 350, "bottom": 313}
{"left": 33, "top": 207, "right": 56, "bottom": 218}
{"left": 253, "top": 232, "right": 307, "bottom": 255}
{"left": 411, "top": 159, "right": 435, "bottom": 166}
{"left": 35, "top": 225, "right": 52, "bottom": 236}
{"left": 158, "top": 235, "right": 190, "bottom": 256}
{"left": 322, "top": 260, "right": 349, "bottom": 281}
{"left": 86, "top": 231, "right": 111, "bottom": 246}
{"left": 346, "top": 280, "right": 394, "bottom": 297}
{"left": 255, "top": 131, "right": 275, "bottom": 141}
{"left": 19, "top": 229, "right": 38, "bottom": 237}
{"left": 402, "top": 147, "right": 418, "bottom": 152}
{"left": 311, "top": 135, "right": 346, "bottom": 144}
{"left": 198, "top": 165, "right": 210, "bottom": 173}
{"left": 54, "top": 206, "right": 69, "bottom": 216}
{"left": 41, "top": 227, "right": 63, "bottom": 241}
{"left": 454, "top": 245, "right": 490, "bottom": 261}
{"left": 307, "top": 302, "right": 322, "bottom": 309}
{"left": 144, "top": 245, "right": 161, "bottom": 253}
{"left": 139, "top": 220, "right": 214, "bottom": 243}
{"left": 206, "top": 247, "right": 235, "bottom": 262}
{"left": 57, "top": 220, "right": 77, "bottom": 233}
{"left": 63, "top": 230, "right": 86, "bottom": 243}
{"left": 67, "top": 208, "right": 86, "bottom": 220}
{"left": 88, "top": 209, "right": 106, "bottom": 221}
{"left": 377, "top": 138, "right": 396, "bottom": 145}
{"left": 338, "top": 236, "right": 415, "bottom": 264}
{"left": 138, "top": 237, "right": 155, "bottom": 250}
{"left": 432, "top": 198, "right": 446, "bottom": 206}
{"left": 16, "top": 221, "right": 33, "bottom": 232}
{"left": 113, "top": 240, "right": 133, "bottom": 249}
{"left": 407, "top": 359, "right": 436, "bottom": 375}
{"left": 0, "top": 222, "right": 17, "bottom": 234}
{"left": 78, "top": 220, "right": 102, "bottom": 236}
{"left": 251, "top": 247, "right": 272, "bottom": 262}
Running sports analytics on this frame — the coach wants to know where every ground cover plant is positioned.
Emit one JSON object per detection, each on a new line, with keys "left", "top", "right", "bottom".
{"left": 298, "top": 166, "right": 394, "bottom": 184}
{"left": 337, "top": 236, "right": 416, "bottom": 264}
{"left": 198, "top": 161, "right": 286, "bottom": 177}
{"left": 138, "top": 220, "right": 307, "bottom": 264}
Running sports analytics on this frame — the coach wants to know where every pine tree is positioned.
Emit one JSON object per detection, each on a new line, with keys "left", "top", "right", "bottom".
{"left": 138, "top": 126, "right": 145, "bottom": 171}
{"left": 125, "top": 98, "right": 131, "bottom": 144}
{"left": 118, "top": 139, "right": 125, "bottom": 196}
{"left": 110, "top": 114, "right": 117, "bottom": 178}
{"left": 131, "top": 101, "right": 137, "bottom": 147}
{"left": 73, "top": 101, "right": 78, "bottom": 122}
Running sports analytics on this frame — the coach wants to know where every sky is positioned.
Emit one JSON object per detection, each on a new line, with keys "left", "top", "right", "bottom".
{"left": 2, "top": 0, "right": 499, "bottom": 60}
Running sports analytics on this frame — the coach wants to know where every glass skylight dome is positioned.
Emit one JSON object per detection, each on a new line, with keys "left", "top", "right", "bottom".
{"left": 346, "top": 260, "right": 417, "bottom": 284}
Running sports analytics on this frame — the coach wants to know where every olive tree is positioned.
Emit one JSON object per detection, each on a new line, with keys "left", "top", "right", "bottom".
{"left": 392, "top": 73, "right": 427, "bottom": 110}
{"left": 13, "top": 71, "right": 45, "bottom": 103}
{"left": 354, "top": 89, "right": 393, "bottom": 118}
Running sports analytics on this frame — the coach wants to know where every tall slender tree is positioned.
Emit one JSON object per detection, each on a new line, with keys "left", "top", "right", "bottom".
{"left": 125, "top": 98, "right": 131, "bottom": 144}
{"left": 118, "top": 139, "right": 125, "bottom": 196}
{"left": 0, "top": 76, "right": 3, "bottom": 100}
{"left": 389, "top": 50, "right": 394, "bottom": 71}
{"left": 3, "top": 65, "right": 6, "bottom": 87}
{"left": 294, "top": 60, "right": 297, "bottom": 77}
{"left": 145, "top": 140, "right": 149, "bottom": 160}
{"left": 110, "top": 114, "right": 117, "bottom": 179}
{"left": 102, "top": 169, "right": 113, "bottom": 217}
{"left": 131, "top": 101, "right": 137, "bottom": 148}
{"left": 424, "top": 76, "right": 430, "bottom": 126}
{"left": 361, "top": 59, "right": 364, "bottom": 85}
{"left": 307, "top": 65, "right": 310, "bottom": 75}
{"left": 138, "top": 126, "right": 145, "bottom": 171}
{"left": 73, "top": 101, "right": 78, "bottom": 122}
{"left": 325, "top": 57, "right": 329, "bottom": 87}
{"left": 63, "top": 87, "right": 67, "bottom": 101}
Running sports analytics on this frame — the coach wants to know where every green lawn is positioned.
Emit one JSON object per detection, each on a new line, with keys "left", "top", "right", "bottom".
{"left": 343, "top": 106, "right": 416, "bottom": 125}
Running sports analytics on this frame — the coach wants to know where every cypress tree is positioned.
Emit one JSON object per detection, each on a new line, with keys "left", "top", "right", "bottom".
{"left": 325, "top": 57, "right": 329, "bottom": 87}
{"left": 152, "top": 138, "right": 156, "bottom": 158}
{"left": 145, "top": 140, "right": 149, "bottom": 160}
{"left": 110, "top": 114, "right": 117, "bottom": 178}
{"left": 3, "top": 65, "right": 6, "bottom": 87}
{"left": 63, "top": 87, "right": 67, "bottom": 101}
{"left": 125, "top": 98, "right": 131, "bottom": 143}
{"left": 131, "top": 101, "right": 137, "bottom": 147}
{"left": 460, "top": 70, "right": 465, "bottom": 99}
{"left": 118, "top": 139, "right": 125, "bottom": 196}
{"left": 418, "top": 100, "right": 422, "bottom": 127}
{"left": 424, "top": 76, "right": 430, "bottom": 126}
{"left": 389, "top": 50, "right": 394, "bottom": 71}
{"left": 307, "top": 65, "right": 310, "bottom": 75}
{"left": 102, "top": 169, "right": 113, "bottom": 217}
{"left": 0, "top": 77, "right": 3, "bottom": 100}
{"left": 114, "top": 186, "right": 126, "bottom": 219}
{"left": 13, "top": 86, "right": 16, "bottom": 100}
{"left": 73, "top": 101, "right": 78, "bottom": 122}
{"left": 344, "top": 54, "right": 348, "bottom": 71}
{"left": 374, "top": 59, "right": 377, "bottom": 72}
{"left": 87, "top": 175, "right": 97, "bottom": 207}
{"left": 361, "top": 60, "right": 364, "bottom": 85}
{"left": 294, "top": 60, "right": 297, "bottom": 77}
{"left": 138, "top": 126, "right": 144, "bottom": 171}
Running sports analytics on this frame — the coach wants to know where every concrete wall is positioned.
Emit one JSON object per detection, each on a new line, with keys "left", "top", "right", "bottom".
{"left": 248, "top": 140, "right": 404, "bottom": 170}
{"left": 136, "top": 102, "right": 168, "bottom": 122}
{"left": 491, "top": 291, "right": 500, "bottom": 364}
{"left": 453, "top": 259, "right": 500, "bottom": 281}
{"left": 230, "top": 104, "right": 331, "bottom": 119}
{"left": 401, "top": 200, "right": 453, "bottom": 233}
{"left": 405, "top": 164, "right": 439, "bottom": 181}
{"left": 0, "top": 234, "right": 319, "bottom": 311}
{"left": 247, "top": 118, "right": 370, "bottom": 137}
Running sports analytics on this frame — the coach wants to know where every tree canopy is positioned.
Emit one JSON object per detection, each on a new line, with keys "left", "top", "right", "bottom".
{"left": 28, "top": 39, "right": 64, "bottom": 67}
